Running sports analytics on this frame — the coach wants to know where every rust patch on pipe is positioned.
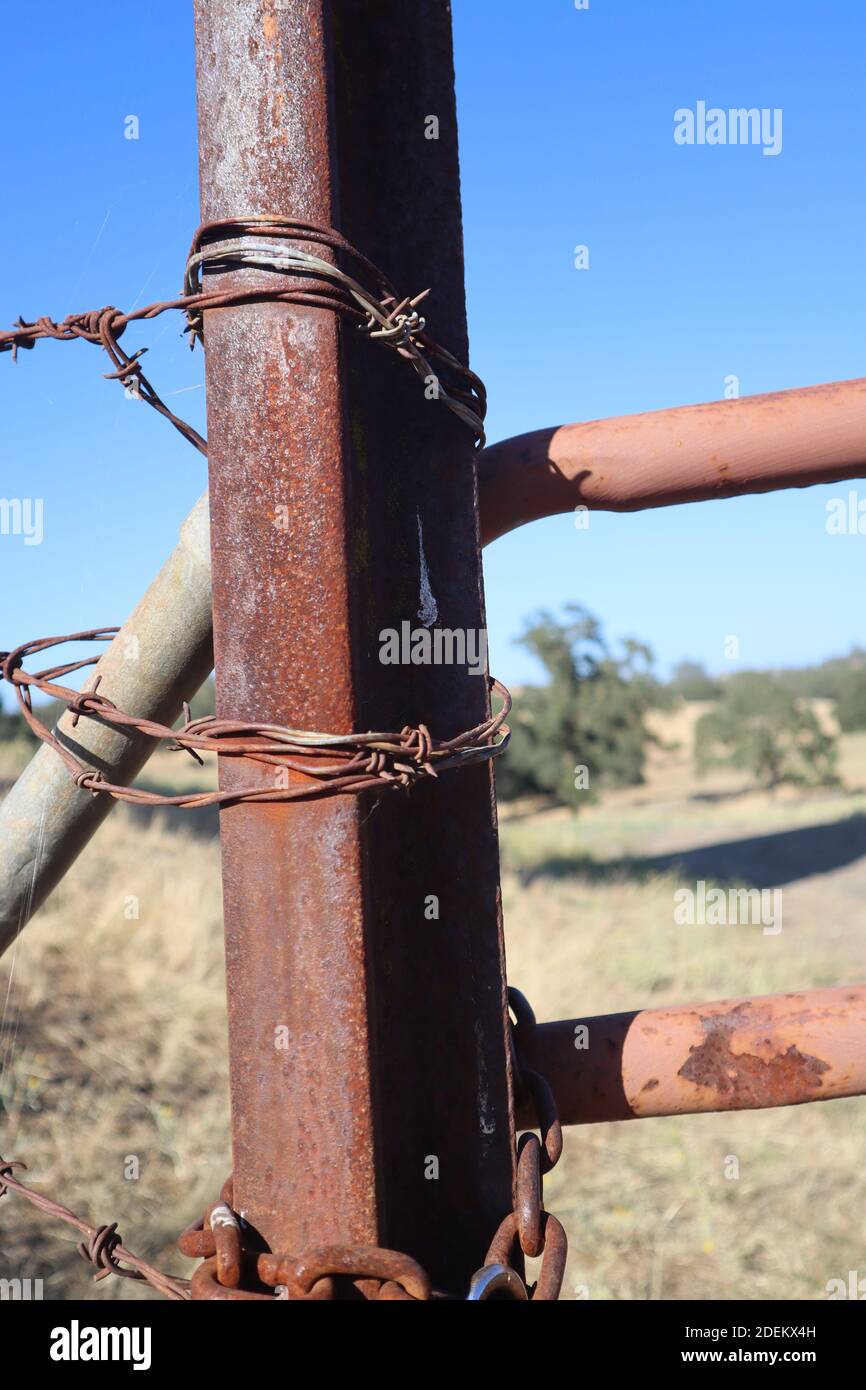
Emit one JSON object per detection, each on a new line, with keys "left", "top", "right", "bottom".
{"left": 678, "top": 1004, "right": 831, "bottom": 1106}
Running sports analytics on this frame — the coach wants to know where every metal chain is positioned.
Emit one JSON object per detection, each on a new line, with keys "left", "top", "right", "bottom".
{"left": 177, "top": 1178, "right": 431, "bottom": 1301}
{"left": 1, "top": 630, "right": 510, "bottom": 809}
{"left": 467, "top": 987, "right": 569, "bottom": 1300}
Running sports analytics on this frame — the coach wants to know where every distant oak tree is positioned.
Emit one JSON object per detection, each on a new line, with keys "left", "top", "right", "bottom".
{"left": 694, "top": 672, "right": 838, "bottom": 789}
{"left": 495, "top": 605, "right": 666, "bottom": 807}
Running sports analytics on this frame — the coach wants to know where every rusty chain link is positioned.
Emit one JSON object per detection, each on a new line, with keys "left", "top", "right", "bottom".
{"left": 0, "top": 216, "right": 487, "bottom": 447}
{"left": 178, "top": 1184, "right": 431, "bottom": 1300}
{"left": 178, "top": 1180, "right": 424, "bottom": 1300}
{"left": 1, "top": 630, "right": 510, "bottom": 809}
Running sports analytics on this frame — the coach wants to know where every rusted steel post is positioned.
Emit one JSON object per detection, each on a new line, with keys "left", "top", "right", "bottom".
{"left": 193, "top": 0, "right": 514, "bottom": 1290}
{"left": 517, "top": 985, "right": 866, "bottom": 1125}
{"left": 480, "top": 377, "right": 866, "bottom": 542}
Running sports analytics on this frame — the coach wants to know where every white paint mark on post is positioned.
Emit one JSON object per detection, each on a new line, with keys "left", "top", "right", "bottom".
{"left": 416, "top": 510, "right": 438, "bottom": 626}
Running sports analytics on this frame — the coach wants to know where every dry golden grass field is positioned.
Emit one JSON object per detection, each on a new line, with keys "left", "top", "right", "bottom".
{"left": 2, "top": 702, "right": 866, "bottom": 1300}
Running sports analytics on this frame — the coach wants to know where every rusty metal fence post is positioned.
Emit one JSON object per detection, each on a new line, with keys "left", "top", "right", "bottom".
{"left": 192, "top": 0, "right": 515, "bottom": 1291}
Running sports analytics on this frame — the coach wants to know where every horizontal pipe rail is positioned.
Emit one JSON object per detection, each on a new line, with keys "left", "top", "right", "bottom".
{"left": 479, "top": 377, "right": 866, "bottom": 543}
{"left": 517, "top": 985, "right": 866, "bottom": 1125}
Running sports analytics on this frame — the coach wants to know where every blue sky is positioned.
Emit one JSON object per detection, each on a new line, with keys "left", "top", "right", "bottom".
{"left": 1, "top": 0, "right": 864, "bottom": 702}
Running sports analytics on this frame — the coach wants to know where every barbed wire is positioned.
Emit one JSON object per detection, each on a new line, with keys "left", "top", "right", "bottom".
{"left": 0, "top": 215, "right": 487, "bottom": 449}
{"left": 1, "top": 630, "right": 510, "bottom": 809}
{"left": 0, "top": 1158, "right": 191, "bottom": 1300}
